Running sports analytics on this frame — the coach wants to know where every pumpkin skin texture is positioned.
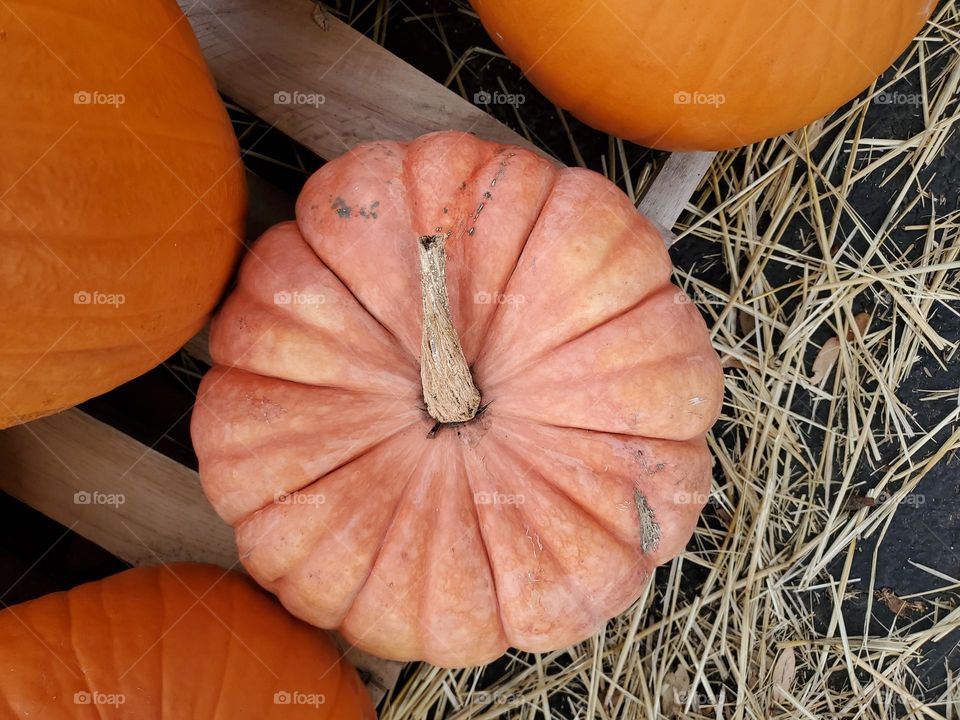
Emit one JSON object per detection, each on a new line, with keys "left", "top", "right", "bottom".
{"left": 470, "top": 0, "right": 934, "bottom": 150}
{"left": 0, "top": 564, "right": 375, "bottom": 719}
{"left": 0, "top": 0, "right": 246, "bottom": 428}
{"left": 191, "top": 131, "right": 723, "bottom": 667}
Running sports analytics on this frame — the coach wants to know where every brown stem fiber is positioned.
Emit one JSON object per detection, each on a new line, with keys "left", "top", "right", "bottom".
{"left": 418, "top": 234, "right": 481, "bottom": 424}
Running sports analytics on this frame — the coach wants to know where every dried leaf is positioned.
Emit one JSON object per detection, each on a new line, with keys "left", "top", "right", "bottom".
{"left": 876, "top": 588, "right": 926, "bottom": 616}
{"left": 843, "top": 494, "right": 877, "bottom": 512}
{"left": 810, "top": 337, "right": 841, "bottom": 385}
{"left": 738, "top": 309, "right": 756, "bottom": 335}
{"left": 311, "top": 2, "right": 331, "bottom": 30}
{"left": 661, "top": 666, "right": 694, "bottom": 716}
{"left": 721, "top": 354, "right": 745, "bottom": 370}
{"left": 811, "top": 313, "right": 870, "bottom": 385}
{"left": 771, "top": 648, "right": 796, "bottom": 705}
{"left": 847, "top": 312, "right": 871, "bottom": 340}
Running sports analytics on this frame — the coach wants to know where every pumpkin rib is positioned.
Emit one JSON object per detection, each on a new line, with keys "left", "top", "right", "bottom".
{"left": 465, "top": 161, "right": 562, "bottom": 362}
{"left": 492, "top": 431, "right": 642, "bottom": 556}
{"left": 65, "top": 582, "right": 102, "bottom": 717}
{"left": 200, "top": 398, "right": 417, "bottom": 471}
{"left": 296, "top": 259, "right": 416, "bottom": 366}
{"left": 291, "top": 221, "right": 418, "bottom": 367}
{"left": 481, "top": 281, "right": 690, "bottom": 398}
{"left": 155, "top": 569, "right": 169, "bottom": 717}
{"left": 207, "top": 583, "right": 233, "bottom": 720}
{"left": 481, "top": 280, "right": 677, "bottom": 395}
{"left": 206, "top": 227, "right": 421, "bottom": 394}
{"left": 232, "top": 417, "right": 426, "bottom": 532}
{"left": 335, "top": 437, "right": 438, "bottom": 638}
{"left": 490, "top": 398, "right": 709, "bottom": 445}
{"left": 401, "top": 133, "right": 556, "bottom": 368}
{"left": 487, "top": 289, "right": 723, "bottom": 441}
{"left": 466, "top": 441, "right": 611, "bottom": 650}
{"left": 413, "top": 451, "right": 478, "bottom": 662}
{"left": 472, "top": 167, "right": 674, "bottom": 389}
{"left": 195, "top": 375, "right": 423, "bottom": 479}
{"left": 295, "top": 142, "right": 420, "bottom": 360}
{"left": 455, "top": 439, "right": 511, "bottom": 649}
{"left": 207, "top": 324, "right": 417, "bottom": 398}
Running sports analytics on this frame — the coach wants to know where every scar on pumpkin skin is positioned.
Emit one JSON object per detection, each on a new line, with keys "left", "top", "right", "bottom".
{"left": 634, "top": 490, "right": 661, "bottom": 553}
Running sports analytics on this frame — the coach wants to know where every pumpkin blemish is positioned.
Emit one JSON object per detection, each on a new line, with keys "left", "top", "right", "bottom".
{"left": 331, "top": 196, "right": 352, "bottom": 218}
{"left": 634, "top": 490, "right": 661, "bottom": 553}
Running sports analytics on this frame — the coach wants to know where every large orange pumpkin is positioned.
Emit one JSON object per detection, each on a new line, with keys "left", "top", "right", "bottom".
{"left": 0, "top": 564, "right": 375, "bottom": 718}
{"left": 0, "top": 0, "right": 246, "bottom": 428}
{"left": 470, "top": 0, "right": 934, "bottom": 150}
{"left": 191, "top": 131, "right": 724, "bottom": 667}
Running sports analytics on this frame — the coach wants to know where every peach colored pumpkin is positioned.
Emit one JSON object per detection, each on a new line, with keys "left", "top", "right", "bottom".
{"left": 191, "top": 131, "right": 723, "bottom": 667}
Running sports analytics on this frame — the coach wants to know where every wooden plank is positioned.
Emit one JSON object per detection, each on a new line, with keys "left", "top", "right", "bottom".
{"left": 0, "top": 408, "right": 402, "bottom": 706}
{"left": 0, "top": 410, "right": 236, "bottom": 566}
{"left": 179, "top": 0, "right": 539, "bottom": 159}
{"left": 639, "top": 150, "right": 717, "bottom": 235}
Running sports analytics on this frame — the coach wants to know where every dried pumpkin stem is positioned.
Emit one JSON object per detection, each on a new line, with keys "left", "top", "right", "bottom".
{"left": 418, "top": 234, "right": 480, "bottom": 424}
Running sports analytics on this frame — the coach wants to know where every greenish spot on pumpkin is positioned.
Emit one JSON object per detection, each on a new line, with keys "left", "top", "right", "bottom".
{"left": 331, "top": 196, "right": 351, "bottom": 218}
{"left": 358, "top": 200, "right": 380, "bottom": 220}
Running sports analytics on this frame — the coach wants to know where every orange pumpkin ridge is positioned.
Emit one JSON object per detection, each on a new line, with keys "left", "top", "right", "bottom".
{"left": 192, "top": 131, "right": 724, "bottom": 667}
